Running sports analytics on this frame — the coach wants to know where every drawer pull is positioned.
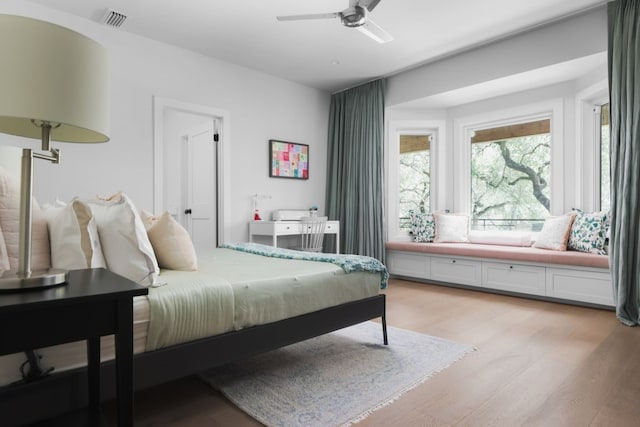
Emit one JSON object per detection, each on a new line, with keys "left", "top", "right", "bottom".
{"left": 510, "top": 265, "right": 513, "bottom": 269}
{"left": 452, "top": 260, "right": 456, "bottom": 263}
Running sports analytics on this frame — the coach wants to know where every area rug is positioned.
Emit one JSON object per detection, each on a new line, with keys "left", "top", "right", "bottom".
{"left": 199, "top": 321, "right": 474, "bottom": 427}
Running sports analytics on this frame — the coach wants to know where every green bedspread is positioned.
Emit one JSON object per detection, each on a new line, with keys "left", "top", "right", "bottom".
{"left": 219, "top": 242, "right": 389, "bottom": 289}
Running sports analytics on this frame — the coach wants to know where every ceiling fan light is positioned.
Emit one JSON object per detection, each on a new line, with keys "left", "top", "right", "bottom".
{"left": 341, "top": 6, "right": 366, "bottom": 27}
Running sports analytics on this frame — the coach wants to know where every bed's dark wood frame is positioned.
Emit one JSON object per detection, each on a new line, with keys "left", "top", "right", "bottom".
{"left": 0, "top": 294, "right": 387, "bottom": 426}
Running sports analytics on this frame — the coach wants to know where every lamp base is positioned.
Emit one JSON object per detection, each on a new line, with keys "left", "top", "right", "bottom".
{"left": 0, "top": 268, "right": 67, "bottom": 293}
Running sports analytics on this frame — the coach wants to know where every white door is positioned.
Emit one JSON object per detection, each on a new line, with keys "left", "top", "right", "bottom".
{"left": 183, "top": 121, "right": 217, "bottom": 251}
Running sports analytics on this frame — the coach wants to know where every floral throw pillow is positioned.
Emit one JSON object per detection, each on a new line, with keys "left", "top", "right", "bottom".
{"left": 409, "top": 210, "right": 435, "bottom": 242}
{"left": 568, "top": 209, "right": 610, "bottom": 255}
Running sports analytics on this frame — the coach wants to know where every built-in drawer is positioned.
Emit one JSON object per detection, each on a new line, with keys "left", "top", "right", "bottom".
{"left": 324, "top": 223, "right": 338, "bottom": 233}
{"left": 387, "top": 252, "right": 430, "bottom": 279}
{"left": 430, "top": 256, "right": 481, "bottom": 286}
{"left": 482, "top": 261, "right": 546, "bottom": 296}
{"left": 273, "top": 222, "right": 300, "bottom": 235}
{"left": 546, "top": 268, "right": 614, "bottom": 306}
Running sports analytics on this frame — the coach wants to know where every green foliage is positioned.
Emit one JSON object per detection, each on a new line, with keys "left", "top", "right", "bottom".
{"left": 601, "top": 124, "right": 610, "bottom": 211}
{"left": 471, "top": 135, "right": 550, "bottom": 230}
{"left": 399, "top": 149, "right": 430, "bottom": 228}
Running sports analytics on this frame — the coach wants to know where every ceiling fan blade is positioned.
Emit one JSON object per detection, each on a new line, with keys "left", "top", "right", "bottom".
{"left": 357, "top": 18, "right": 393, "bottom": 43}
{"left": 276, "top": 12, "right": 339, "bottom": 21}
{"left": 357, "top": 0, "right": 382, "bottom": 12}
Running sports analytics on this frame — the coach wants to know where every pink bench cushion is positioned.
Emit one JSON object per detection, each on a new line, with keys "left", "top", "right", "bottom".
{"left": 386, "top": 241, "right": 609, "bottom": 269}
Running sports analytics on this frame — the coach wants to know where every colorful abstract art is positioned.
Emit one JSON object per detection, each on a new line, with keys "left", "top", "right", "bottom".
{"left": 269, "top": 140, "right": 309, "bottom": 179}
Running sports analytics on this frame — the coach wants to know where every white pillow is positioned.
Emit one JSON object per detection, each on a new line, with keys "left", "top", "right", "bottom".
{"left": 468, "top": 230, "right": 532, "bottom": 247}
{"left": 42, "top": 198, "right": 106, "bottom": 270}
{"left": 0, "top": 167, "right": 50, "bottom": 271}
{"left": 140, "top": 210, "right": 198, "bottom": 271}
{"left": 88, "top": 192, "right": 159, "bottom": 286}
{"left": 532, "top": 214, "right": 576, "bottom": 251}
{"left": 434, "top": 213, "right": 470, "bottom": 243}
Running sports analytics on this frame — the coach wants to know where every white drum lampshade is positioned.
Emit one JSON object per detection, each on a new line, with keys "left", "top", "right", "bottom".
{"left": 0, "top": 14, "right": 110, "bottom": 291}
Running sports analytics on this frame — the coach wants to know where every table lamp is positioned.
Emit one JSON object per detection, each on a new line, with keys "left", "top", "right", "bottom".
{"left": 0, "top": 15, "right": 110, "bottom": 291}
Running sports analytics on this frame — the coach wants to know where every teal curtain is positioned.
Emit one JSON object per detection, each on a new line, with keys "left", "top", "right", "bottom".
{"left": 608, "top": 0, "right": 640, "bottom": 326}
{"left": 325, "top": 79, "right": 386, "bottom": 262}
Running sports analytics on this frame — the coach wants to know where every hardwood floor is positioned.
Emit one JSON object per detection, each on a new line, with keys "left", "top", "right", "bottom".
{"left": 103, "top": 279, "right": 640, "bottom": 426}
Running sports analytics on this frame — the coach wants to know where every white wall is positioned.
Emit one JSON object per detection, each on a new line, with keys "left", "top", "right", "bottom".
{"left": 0, "top": 1, "right": 330, "bottom": 243}
{"left": 384, "top": 4, "right": 609, "bottom": 240}
{"left": 386, "top": 6, "right": 608, "bottom": 108}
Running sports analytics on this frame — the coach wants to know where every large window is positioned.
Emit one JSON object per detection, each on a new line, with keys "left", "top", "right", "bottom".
{"left": 471, "top": 119, "right": 551, "bottom": 231}
{"left": 599, "top": 103, "right": 610, "bottom": 211}
{"left": 399, "top": 134, "right": 430, "bottom": 229}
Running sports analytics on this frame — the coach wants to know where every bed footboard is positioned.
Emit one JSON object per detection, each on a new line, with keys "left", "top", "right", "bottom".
{"left": 0, "top": 294, "right": 386, "bottom": 426}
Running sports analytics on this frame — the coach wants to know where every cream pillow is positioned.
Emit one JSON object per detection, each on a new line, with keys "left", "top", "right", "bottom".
{"left": 140, "top": 210, "right": 198, "bottom": 271}
{"left": 42, "top": 198, "right": 106, "bottom": 270}
{"left": 434, "top": 213, "right": 470, "bottom": 243}
{"left": 88, "top": 192, "right": 159, "bottom": 286}
{"left": 0, "top": 167, "right": 50, "bottom": 271}
{"left": 532, "top": 214, "right": 576, "bottom": 251}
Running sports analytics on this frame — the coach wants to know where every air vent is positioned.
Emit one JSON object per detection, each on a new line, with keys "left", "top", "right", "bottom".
{"left": 101, "top": 9, "right": 127, "bottom": 28}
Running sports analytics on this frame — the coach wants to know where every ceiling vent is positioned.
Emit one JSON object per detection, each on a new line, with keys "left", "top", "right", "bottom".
{"left": 101, "top": 9, "right": 127, "bottom": 28}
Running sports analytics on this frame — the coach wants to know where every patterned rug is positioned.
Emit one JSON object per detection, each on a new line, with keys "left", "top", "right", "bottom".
{"left": 199, "top": 321, "right": 474, "bottom": 426}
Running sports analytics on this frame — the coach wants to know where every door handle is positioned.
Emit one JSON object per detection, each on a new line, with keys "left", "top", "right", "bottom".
{"left": 184, "top": 208, "right": 192, "bottom": 215}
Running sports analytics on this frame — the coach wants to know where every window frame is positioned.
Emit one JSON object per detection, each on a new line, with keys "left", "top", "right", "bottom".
{"left": 386, "top": 120, "right": 446, "bottom": 242}
{"left": 595, "top": 102, "right": 610, "bottom": 211}
{"left": 454, "top": 99, "right": 564, "bottom": 217}
{"left": 575, "top": 80, "right": 609, "bottom": 212}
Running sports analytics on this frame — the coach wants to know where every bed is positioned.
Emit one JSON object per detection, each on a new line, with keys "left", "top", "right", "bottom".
{"left": 0, "top": 243, "right": 388, "bottom": 425}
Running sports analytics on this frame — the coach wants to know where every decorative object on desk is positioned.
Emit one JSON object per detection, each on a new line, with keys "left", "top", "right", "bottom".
{"left": 269, "top": 139, "right": 309, "bottom": 179}
{"left": 309, "top": 205, "right": 318, "bottom": 217}
{"left": 0, "top": 15, "right": 110, "bottom": 291}
{"left": 251, "top": 193, "right": 271, "bottom": 221}
{"left": 200, "top": 321, "right": 473, "bottom": 427}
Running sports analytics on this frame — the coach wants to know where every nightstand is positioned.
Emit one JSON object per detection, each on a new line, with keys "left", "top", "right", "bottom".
{"left": 0, "top": 268, "right": 148, "bottom": 426}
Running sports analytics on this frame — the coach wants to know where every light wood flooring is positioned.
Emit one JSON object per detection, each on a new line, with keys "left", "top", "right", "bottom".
{"left": 103, "top": 279, "right": 640, "bottom": 426}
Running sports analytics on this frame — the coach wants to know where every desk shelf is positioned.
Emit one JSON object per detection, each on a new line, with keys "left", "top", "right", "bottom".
{"left": 249, "top": 220, "right": 341, "bottom": 253}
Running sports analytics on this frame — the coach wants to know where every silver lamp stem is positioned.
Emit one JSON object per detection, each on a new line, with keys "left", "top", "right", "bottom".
{"left": 17, "top": 148, "right": 34, "bottom": 276}
{"left": 17, "top": 123, "right": 59, "bottom": 277}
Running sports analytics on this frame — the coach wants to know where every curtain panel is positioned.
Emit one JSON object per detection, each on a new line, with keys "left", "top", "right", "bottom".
{"left": 608, "top": 0, "right": 640, "bottom": 326}
{"left": 325, "top": 79, "right": 386, "bottom": 262}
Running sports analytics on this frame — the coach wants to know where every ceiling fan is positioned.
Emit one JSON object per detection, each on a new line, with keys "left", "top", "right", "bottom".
{"left": 276, "top": 0, "right": 393, "bottom": 44}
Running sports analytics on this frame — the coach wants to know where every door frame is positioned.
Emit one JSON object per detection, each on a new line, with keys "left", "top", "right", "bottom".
{"left": 153, "top": 96, "right": 231, "bottom": 245}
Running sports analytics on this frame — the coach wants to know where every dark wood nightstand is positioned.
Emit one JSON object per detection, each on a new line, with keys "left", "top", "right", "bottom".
{"left": 0, "top": 268, "right": 148, "bottom": 426}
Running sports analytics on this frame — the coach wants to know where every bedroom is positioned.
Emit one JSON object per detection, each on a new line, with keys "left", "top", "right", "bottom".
{"left": 0, "top": 0, "right": 610, "bottom": 244}
{"left": 0, "top": 0, "right": 638, "bottom": 426}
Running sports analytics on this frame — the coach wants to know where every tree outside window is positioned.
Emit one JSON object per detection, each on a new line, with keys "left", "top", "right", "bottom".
{"left": 399, "top": 134, "right": 430, "bottom": 229}
{"left": 600, "top": 103, "right": 610, "bottom": 211}
{"left": 471, "top": 119, "right": 551, "bottom": 231}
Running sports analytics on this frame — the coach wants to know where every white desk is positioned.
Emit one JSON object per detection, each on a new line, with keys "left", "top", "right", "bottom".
{"left": 249, "top": 220, "right": 340, "bottom": 254}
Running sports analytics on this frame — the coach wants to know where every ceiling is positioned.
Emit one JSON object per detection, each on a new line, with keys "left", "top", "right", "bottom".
{"left": 31, "top": 0, "right": 608, "bottom": 94}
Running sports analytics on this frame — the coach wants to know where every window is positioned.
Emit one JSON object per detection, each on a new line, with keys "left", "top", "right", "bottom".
{"left": 470, "top": 119, "right": 551, "bottom": 231}
{"left": 599, "top": 103, "right": 610, "bottom": 211}
{"left": 388, "top": 120, "right": 444, "bottom": 241}
{"left": 398, "top": 134, "right": 430, "bottom": 229}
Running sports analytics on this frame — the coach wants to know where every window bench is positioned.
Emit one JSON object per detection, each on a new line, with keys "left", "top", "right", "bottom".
{"left": 386, "top": 241, "right": 614, "bottom": 308}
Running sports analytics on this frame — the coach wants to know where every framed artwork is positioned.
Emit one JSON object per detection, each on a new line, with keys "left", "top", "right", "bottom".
{"left": 269, "top": 139, "right": 309, "bottom": 179}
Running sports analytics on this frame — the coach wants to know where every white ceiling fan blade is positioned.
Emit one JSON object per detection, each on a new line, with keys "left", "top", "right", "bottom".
{"left": 276, "top": 13, "right": 339, "bottom": 22}
{"left": 357, "top": 18, "right": 393, "bottom": 43}
{"left": 358, "top": 0, "right": 383, "bottom": 12}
